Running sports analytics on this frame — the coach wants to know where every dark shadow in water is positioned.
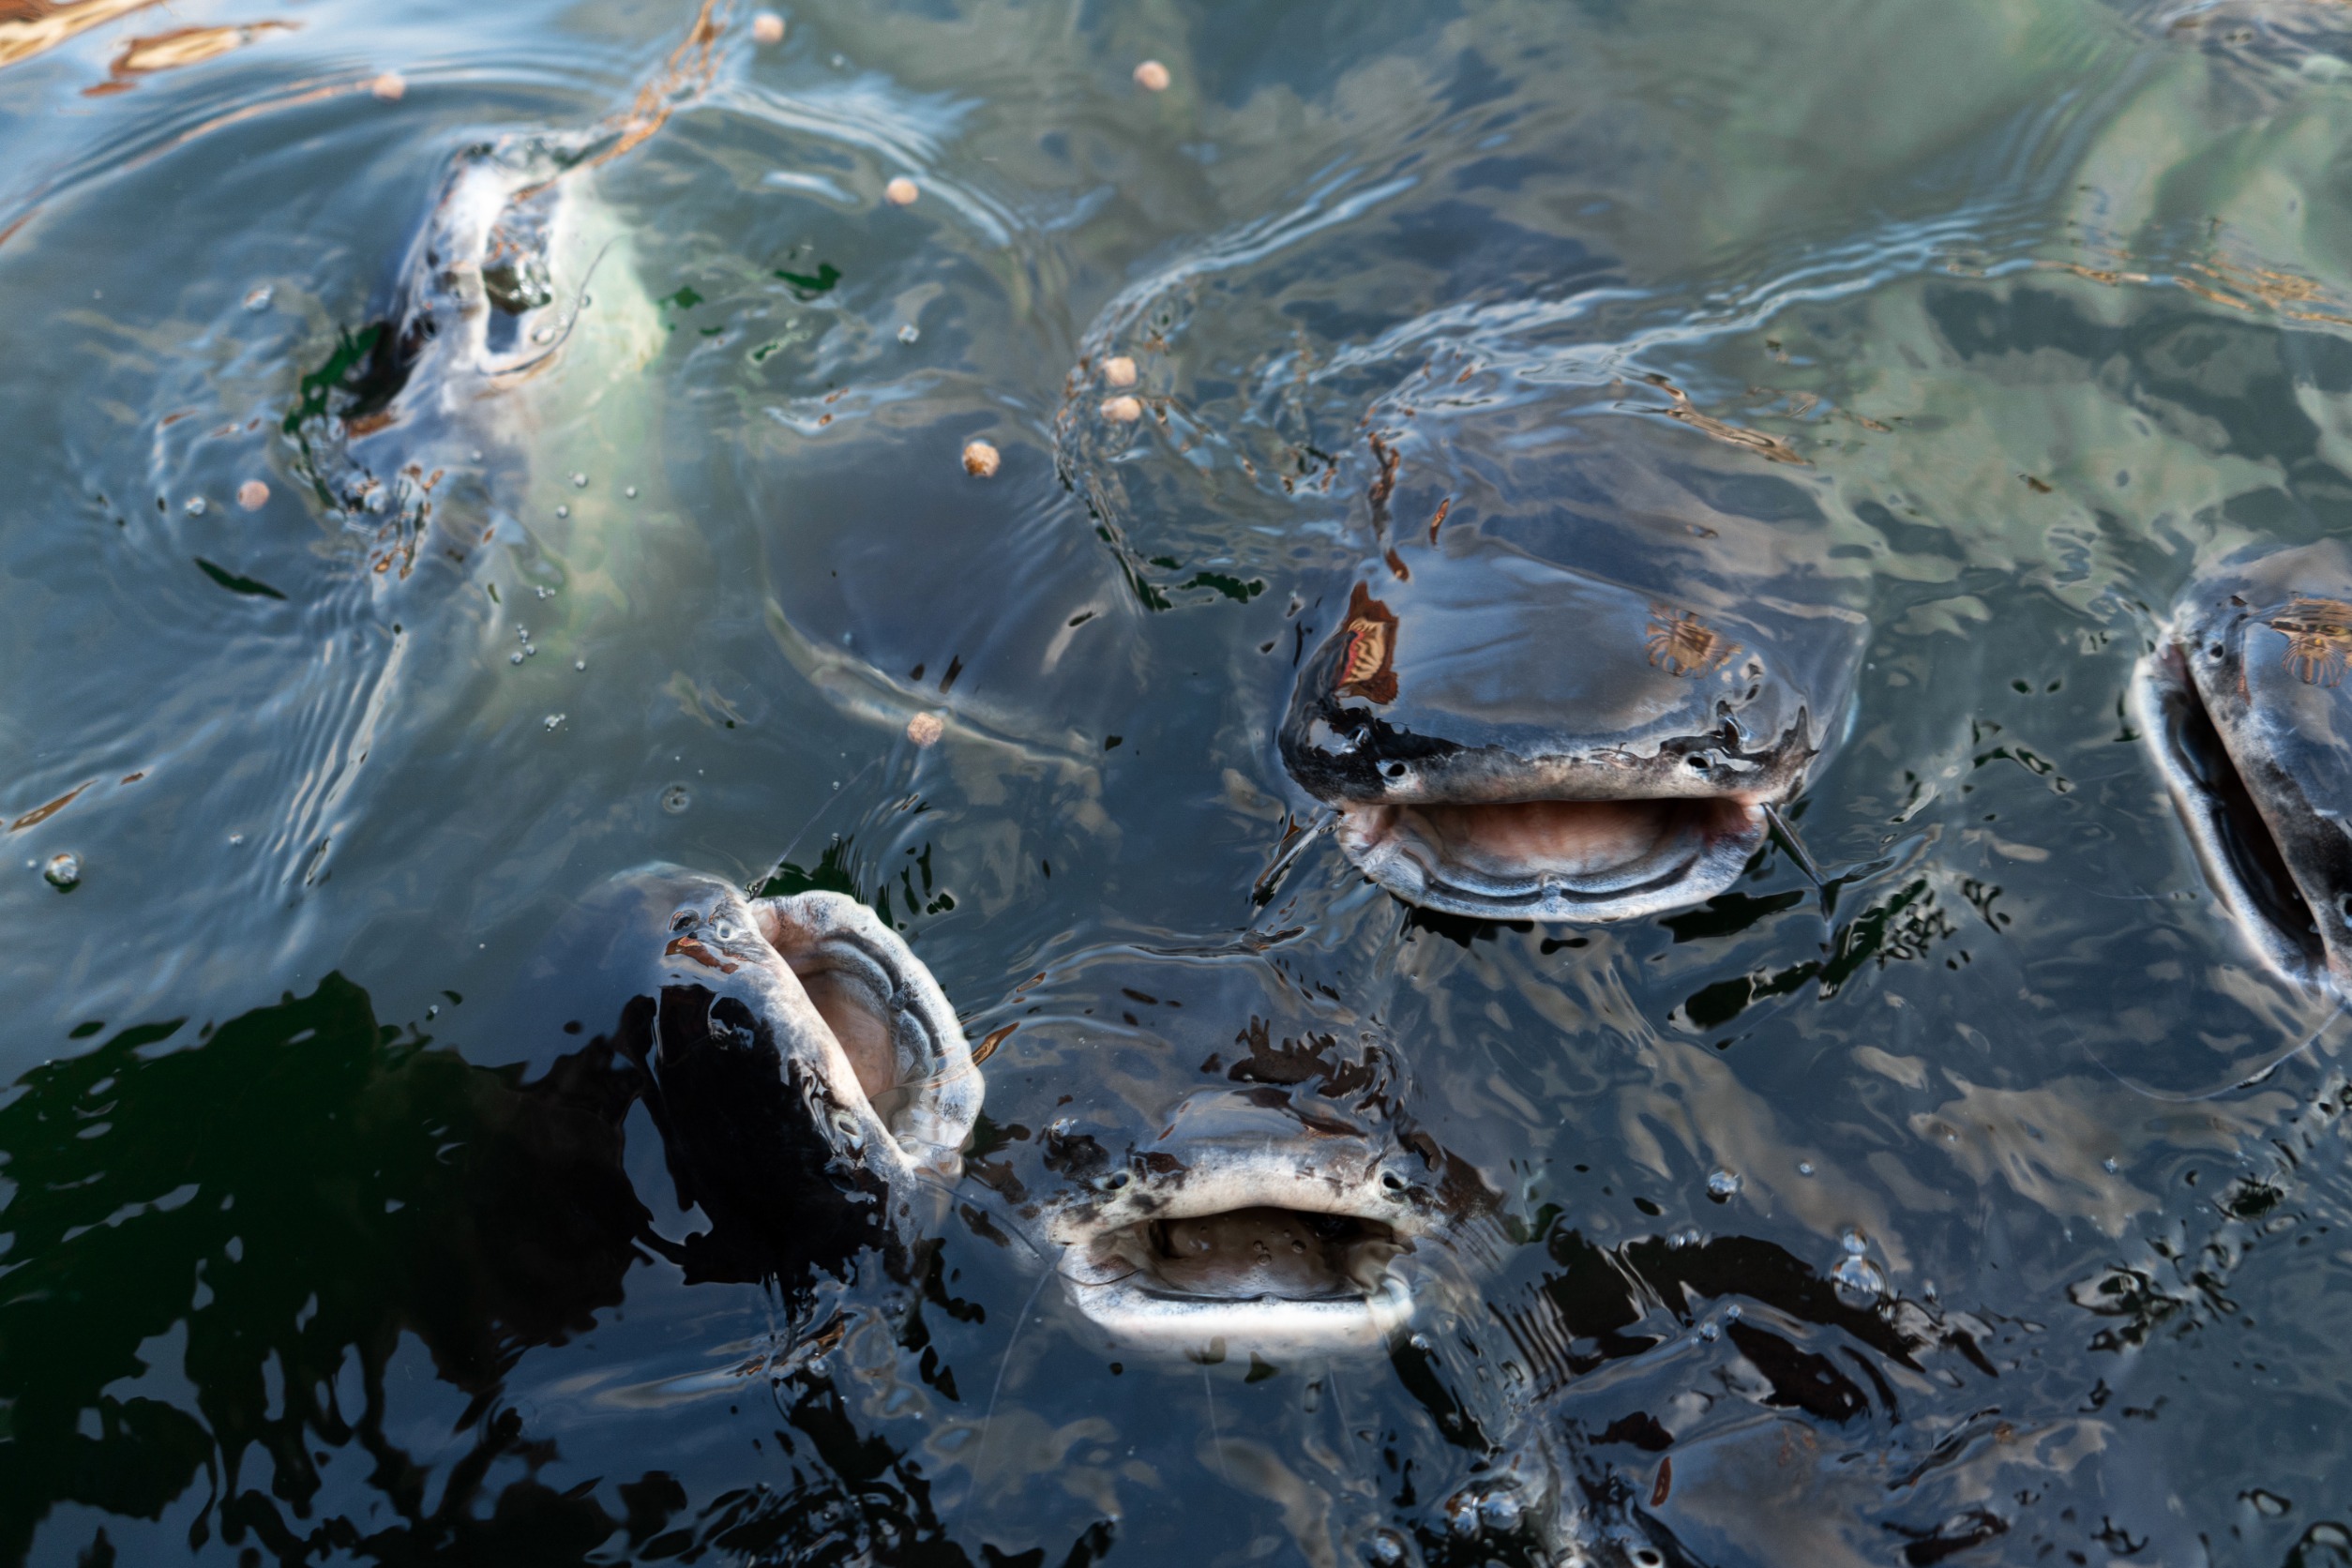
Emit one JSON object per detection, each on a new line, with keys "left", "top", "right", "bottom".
{"left": 0, "top": 976, "right": 1097, "bottom": 1567}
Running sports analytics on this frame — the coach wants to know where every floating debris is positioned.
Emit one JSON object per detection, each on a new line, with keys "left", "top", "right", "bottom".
{"left": 906, "top": 711, "right": 944, "bottom": 747}
{"left": 883, "top": 175, "right": 919, "bottom": 206}
{"left": 1100, "top": 394, "right": 1142, "bottom": 423}
{"left": 369, "top": 70, "right": 405, "bottom": 101}
{"left": 961, "top": 439, "right": 1001, "bottom": 477}
{"left": 750, "top": 11, "right": 785, "bottom": 43}
{"left": 1133, "top": 59, "right": 1169, "bottom": 91}
{"left": 1102, "top": 354, "right": 1137, "bottom": 387}
{"left": 236, "top": 479, "right": 268, "bottom": 510}
{"left": 43, "top": 852, "right": 80, "bottom": 890}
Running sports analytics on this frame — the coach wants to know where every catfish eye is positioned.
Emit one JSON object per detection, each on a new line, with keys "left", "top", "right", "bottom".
{"left": 1379, "top": 760, "right": 1409, "bottom": 782}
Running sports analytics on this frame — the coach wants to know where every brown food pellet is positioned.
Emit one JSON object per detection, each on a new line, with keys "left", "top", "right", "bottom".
{"left": 1102, "top": 355, "right": 1138, "bottom": 388}
{"left": 236, "top": 480, "right": 269, "bottom": 511}
{"left": 884, "top": 176, "right": 920, "bottom": 206}
{"left": 369, "top": 72, "right": 406, "bottom": 101}
{"left": 1100, "top": 395, "right": 1142, "bottom": 423}
{"left": 751, "top": 12, "right": 785, "bottom": 43}
{"left": 906, "top": 711, "right": 944, "bottom": 748}
{"left": 1133, "top": 59, "right": 1170, "bottom": 92}
{"left": 962, "top": 439, "right": 1002, "bottom": 477}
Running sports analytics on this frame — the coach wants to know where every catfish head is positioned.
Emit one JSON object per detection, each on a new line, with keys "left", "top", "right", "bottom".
{"left": 2132, "top": 540, "right": 2352, "bottom": 995}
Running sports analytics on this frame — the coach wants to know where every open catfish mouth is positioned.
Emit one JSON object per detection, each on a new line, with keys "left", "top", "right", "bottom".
{"left": 658, "top": 880, "right": 983, "bottom": 1183}
{"left": 1334, "top": 791, "right": 1768, "bottom": 922}
{"left": 1046, "top": 1121, "right": 1463, "bottom": 1355}
{"left": 2131, "top": 641, "right": 2341, "bottom": 988}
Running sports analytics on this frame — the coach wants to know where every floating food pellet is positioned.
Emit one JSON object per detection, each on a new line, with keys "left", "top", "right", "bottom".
{"left": 883, "top": 175, "right": 920, "bottom": 206}
{"left": 751, "top": 11, "right": 785, "bottom": 43}
{"left": 1133, "top": 59, "right": 1170, "bottom": 91}
{"left": 906, "top": 711, "right": 944, "bottom": 747}
{"left": 1100, "top": 395, "right": 1142, "bottom": 423}
{"left": 43, "top": 852, "right": 80, "bottom": 890}
{"left": 1102, "top": 355, "right": 1138, "bottom": 387}
{"left": 961, "top": 439, "right": 1001, "bottom": 477}
{"left": 236, "top": 480, "right": 269, "bottom": 511}
{"left": 369, "top": 71, "right": 406, "bottom": 100}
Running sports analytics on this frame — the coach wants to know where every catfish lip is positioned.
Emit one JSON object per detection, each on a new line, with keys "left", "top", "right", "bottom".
{"left": 1045, "top": 1146, "right": 1440, "bottom": 1351}
{"left": 1331, "top": 791, "right": 1769, "bottom": 921}
{"left": 2134, "top": 641, "right": 2329, "bottom": 983}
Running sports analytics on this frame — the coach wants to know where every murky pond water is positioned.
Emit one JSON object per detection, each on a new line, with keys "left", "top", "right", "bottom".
{"left": 9, "top": 0, "right": 2352, "bottom": 1562}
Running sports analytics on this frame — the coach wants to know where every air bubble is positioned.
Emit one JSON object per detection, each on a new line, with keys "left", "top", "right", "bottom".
{"left": 1832, "top": 1253, "right": 1886, "bottom": 1304}
{"left": 243, "top": 285, "right": 273, "bottom": 311}
{"left": 1699, "top": 1321, "right": 1719, "bottom": 1342}
{"left": 1705, "top": 1168, "right": 1742, "bottom": 1201}
{"left": 43, "top": 852, "right": 81, "bottom": 890}
{"left": 571, "top": 473, "right": 588, "bottom": 488}
{"left": 1667, "top": 1225, "right": 1702, "bottom": 1249}
{"left": 185, "top": 496, "right": 208, "bottom": 517}
{"left": 574, "top": 658, "right": 586, "bottom": 671}
{"left": 1796, "top": 1160, "right": 1816, "bottom": 1177}
{"left": 661, "top": 785, "right": 692, "bottom": 814}
{"left": 624, "top": 485, "right": 639, "bottom": 499}
{"left": 897, "top": 324, "right": 920, "bottom": 343}
{"left": 510, "top": 652, "right": 524, "bottom": 665}
{"left": 533, "top": 325, "right": 556, "bottom": 344}
{"left": 554, "top": 504, "right": 570, "bottom": 519}
{"left": 543, "top": 714, "right": 565, "bottom": 731}
{"left": 1841, "top": 1226, "right": 1868, "bottom": 1256}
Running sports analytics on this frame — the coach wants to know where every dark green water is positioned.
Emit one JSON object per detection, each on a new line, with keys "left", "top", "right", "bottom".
{"left": 8, "top": 0, "right": 2352, "bottom": 1562}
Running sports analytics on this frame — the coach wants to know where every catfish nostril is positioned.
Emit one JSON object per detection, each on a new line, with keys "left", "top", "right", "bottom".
{"left": 1687, "top": 753, "right": 1711, "bottom": 772}
{"left": 2210, "top": 642, "right": 2226, "bottom": 659}
{"left": 1380, "top": 1169, "right": 1407, "bottom": 1192}
{"left": 670, "top": 909, "right": 697, "bottom": 932}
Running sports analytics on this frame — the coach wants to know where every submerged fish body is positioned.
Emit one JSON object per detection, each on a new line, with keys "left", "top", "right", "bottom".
{"left": 1280, "top": 415, "right": 1868, "bottom": 923}
{"left": 588, "top": 867, "right": 982, "bottom": 1283}
{"left": 2133, "top": 541, "right": 2352, "bottom": 995}
{"left": 289, "top": 130, "right": 666, "bottom": 600}
{"left": 967, "top": 946, "right": 1500, "bottom": 1358}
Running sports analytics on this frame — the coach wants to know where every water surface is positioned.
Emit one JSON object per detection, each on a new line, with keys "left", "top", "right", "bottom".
{"left": 7, "top": 0, "right": 2352, "bottom": 1562}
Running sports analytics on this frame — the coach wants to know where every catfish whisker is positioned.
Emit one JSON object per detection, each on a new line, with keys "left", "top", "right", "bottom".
{"left": 956, "top": 1264, "right": 1052, "bottom": 1530}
